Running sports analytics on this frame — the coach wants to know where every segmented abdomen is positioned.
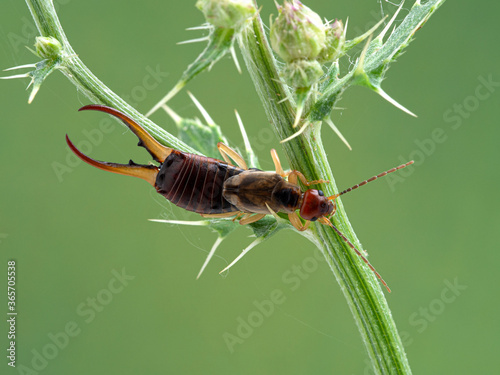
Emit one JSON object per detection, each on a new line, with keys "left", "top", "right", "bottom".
{"left": 155, "top": 150, "right": 243, "bottom": 214}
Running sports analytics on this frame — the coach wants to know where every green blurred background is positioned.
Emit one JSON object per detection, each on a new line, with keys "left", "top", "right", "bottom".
{"left": 1, "top": 0, "right": 499, "bottom": 374}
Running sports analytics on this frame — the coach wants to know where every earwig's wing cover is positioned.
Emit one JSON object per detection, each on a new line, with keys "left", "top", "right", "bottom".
{"left": 223, "top": 171, "right": 283, "bottom": 214}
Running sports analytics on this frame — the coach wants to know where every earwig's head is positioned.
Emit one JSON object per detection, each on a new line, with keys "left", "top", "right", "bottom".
{"left": 299, "top": 189, "right": 335, "bottom": 222}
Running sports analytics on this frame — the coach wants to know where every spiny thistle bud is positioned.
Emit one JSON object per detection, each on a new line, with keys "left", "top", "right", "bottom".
{"left": 34, "top": 36, "right": 63, "bottom": 60}
{"left": 196, "top": 0, "right": 256, "bottom": 29}
{"left": 318, "top": 19, "right": 345, "bottom": 63}
{"left": 282, "top": 59, "right": 323, "bottom": 88}
{"left": 270, "top": 0, "right": 326, "bottom": 63}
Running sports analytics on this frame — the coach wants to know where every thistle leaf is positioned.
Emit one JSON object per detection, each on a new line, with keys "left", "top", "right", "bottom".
{"left": 309, "top": 0, "right": 445, "bottom": 124}
{"left": 2, "top": 58, "right": 60, "bottom": 103}
{"left": 146, "top": 26, "right": 236, "bottom": 117}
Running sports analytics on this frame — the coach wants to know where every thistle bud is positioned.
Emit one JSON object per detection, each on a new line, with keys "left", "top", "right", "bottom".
{"left": 196, "top": 0, "right": 256, "bottom": 29}
{"left": 282, "top": 60, "right": 323, "bottom": 88}
{"left": 34, "top": 36, "right": 63, "bottom": 60}
{"left": 270, "top": 0, "right": 326, "bottom": 63}
{"left": 318, "top": 19, "right": 345, "bottom": 63}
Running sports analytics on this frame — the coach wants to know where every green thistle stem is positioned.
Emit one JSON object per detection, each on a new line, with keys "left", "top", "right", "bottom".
{"left": 238, "top": 16, "right": 411, "bottom": 374}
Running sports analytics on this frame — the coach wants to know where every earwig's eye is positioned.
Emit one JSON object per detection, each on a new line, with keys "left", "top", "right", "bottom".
{"left": 310, "top": 217, "right": 318, "bottom": 222}
{"left": 318, "top": 190, "right": 324, "bottom": 196}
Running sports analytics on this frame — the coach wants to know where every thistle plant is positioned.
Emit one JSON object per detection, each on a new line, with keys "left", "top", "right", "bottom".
{"left": 3, "top": 0, "right": 446, "bottom": 373}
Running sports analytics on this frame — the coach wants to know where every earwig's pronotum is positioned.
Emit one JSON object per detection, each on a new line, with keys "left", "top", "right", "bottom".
{"left": 66, "top": 105, "right": 414, "bottom": 292}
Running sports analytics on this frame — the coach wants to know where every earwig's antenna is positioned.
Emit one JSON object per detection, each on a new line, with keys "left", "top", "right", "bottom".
{"left": 319, "top": 217, "right": 391, "bottom": 293}
{"left": 328, "top": 161, "right": 414, "bottom": 200}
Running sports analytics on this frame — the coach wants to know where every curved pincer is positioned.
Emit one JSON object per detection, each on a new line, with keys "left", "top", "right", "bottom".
{"left": 78, "top": 105, "right": 172, "bottom": 163}
{"left": 65, "top": 135, "right": 159, "bottom": 187}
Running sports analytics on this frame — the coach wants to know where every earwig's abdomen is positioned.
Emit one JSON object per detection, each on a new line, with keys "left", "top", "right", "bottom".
{"left": 155, "top": 150, "right": 243, "bottom": 215}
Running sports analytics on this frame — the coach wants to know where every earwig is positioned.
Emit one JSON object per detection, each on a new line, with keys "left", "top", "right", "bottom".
{"left": 66, "top": 105, "right": 414, "bottom": 292}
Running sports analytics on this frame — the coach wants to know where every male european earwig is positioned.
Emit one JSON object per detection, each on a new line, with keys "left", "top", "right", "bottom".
{"left": 66, "top": 105, "right": 414, "bottom": 292}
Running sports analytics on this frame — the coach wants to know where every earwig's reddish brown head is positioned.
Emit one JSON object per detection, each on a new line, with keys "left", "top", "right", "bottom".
{"left": 299, "top": 189, "right": 335, "bottom": 222}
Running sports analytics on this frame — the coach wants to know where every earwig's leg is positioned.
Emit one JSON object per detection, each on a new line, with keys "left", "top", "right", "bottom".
{"left": 288, "top": 212, "right": 311, "bottom": 231}
{"left": 239, "top": 213, "right": 251, "bottom": 221}
{"left": 265, "top": 203, "right": 281, "bottom": 221}
{"left": 287, "top": 171, "right": 298, "bottom": 185}
{"left": 217, "top": 143, "right": 248, "bottom": 170}
{"left": 200, "top": 211, "right": 241, "bottom": 219}
{"left": 232, "top": 212, "right": 246, "bottom": 222}
{"left": 287, "top": 170, "right": 329, "bottom": 187}
{"left": 239, "top": 213, "right": 266, "bottom": 225}
{"left": 270, "top": 150, "right": 328, "bottom": 186}
{"left": 331, "top": 201, "right": 337, "bottom": 216}
{"left": 270, "top": 149, "right": 286, "bottom": 177}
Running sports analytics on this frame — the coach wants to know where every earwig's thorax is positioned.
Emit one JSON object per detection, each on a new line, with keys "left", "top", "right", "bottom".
{"left": 299, "top": 189, "right": 335, "bottom": 221}
{"left": 271, "top": 180, "right": 302, "bottom": 213}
